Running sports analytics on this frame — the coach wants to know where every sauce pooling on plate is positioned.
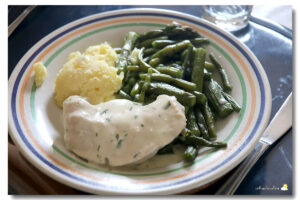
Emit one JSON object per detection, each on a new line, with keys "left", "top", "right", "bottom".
{"left": 63, "top": 95, "right": 186, "bottom": 166}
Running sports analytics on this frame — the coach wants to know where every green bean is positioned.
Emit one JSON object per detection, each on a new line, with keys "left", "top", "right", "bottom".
{"left": 143, "top": 56, "right": 151, "bottom": 63}
{"left": 222, "top": 91, "right": 241, "bottom": 112}
{"left": 203, "top": 79, "right": 233, "bottom": 118}
{"left": 134, "top": 94, "right": 140, "bottom": 102}
{"left": 147, "top": 82, "right": 196, "bottom": 107}
{"left": 137, "top": 48, "right": 159, "bottom": 73}
{"left": 185, "top": 106, "right": 190, "bottom": 115}
{"left": 137, "top": 29, "right": 165, "bottom": 43}
{"left": 127, "top": 65, "right": 140, "bottom": 71}
{"left": 130, "top": 82, "right": 142, "bottom": 97}
{"left": 156, "top": 66, "right": 182, "bottom": 78}
{"left": 183, "top": 146, "right": 198, "bottom": 162}
{"left": 181, "top": 127, "right": 192, "bottom": 138}
{"left": 149, "top": 57, "right": 161, "bottom": 67}
{"left": 170, "top": 63, "right": 183, "bottom": 69}
{"left": 204, "top": 61, "right": 216, "bottom": 72}
{"left": 191, "top": 38, "right": 210, "bottom": 47}
{"left": 136, "top": 36, "right": 168, "bottom": 48}
{"left": 181, "top": 48, "right": 188, "bottom": 61}
{"left": 162, "top": 21, "right": 200, "bottom": 39}
{"left": 128, "top": 77, "right": 137, "bottom": 87}
{"left": 204, "top": 70, "right": 213, "bottom": 80}
{"left": 139, "top": 69, "right": 153, "bottom": 103}
{"left": 116, "top": 90, "right": 132, "bottom": 100}
{"left": 144, "top": 48, "right": 159, "bottom": 57}
{"left": 185, "top": 135, "right": 227, "bottom": 148}
{"left": 151, "top": 40, "right": 191, "bottom": 60}
{"left": 192, "top": 91, "right": 207, "bottom": 106}
{"left": 152, "top": 40, "right": 177, "bottom": 49}
{"left": 157, "top": 144, "right": 174, "bottom": 155}
{"left": 202, "top": 101, "right": 216, "bottom": 140}
{"left": 209, "top": 52, "right": 233, "bottom": 92}
{"left": 194, "top": 108, "right": 210, "bottom": 140}
{"left": 139, "top": 73, "right": 196, "bottom": 91}
{"left": 186, "top": 109, "right": 201, "bottom": 136}
{"left": 191, "top": 48, "right": 206, "bottom": 92}
{"left": 181, "top": 45, "right": 193, "bottom": 80}
{"left": 116, "top": 32, "right": 139, "bottom": 73}
{"left": 122, "top": 83, "right": 132, "bottom": 94}
{"left": 175, "top": 61, "right": 182, "bottom": 66}
{"left": 114, "top": 47, "right": 122, "bottom": 54}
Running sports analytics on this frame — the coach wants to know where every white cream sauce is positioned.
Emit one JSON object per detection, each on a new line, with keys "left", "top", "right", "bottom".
{"left": 63, "top": 95, "right": 186, "bottom": 167}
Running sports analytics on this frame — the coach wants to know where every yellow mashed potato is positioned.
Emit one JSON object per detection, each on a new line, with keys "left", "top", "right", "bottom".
{"left": 54, "top": 43, "right": 122, "bottom": 108}
{"left": 33, "top": 62, "right": 47, "bottom": 87}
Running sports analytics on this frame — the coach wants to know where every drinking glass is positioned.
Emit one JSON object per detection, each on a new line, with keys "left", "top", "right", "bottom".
{"left": 201, "top": 5, "right": 253, "bottom": 31}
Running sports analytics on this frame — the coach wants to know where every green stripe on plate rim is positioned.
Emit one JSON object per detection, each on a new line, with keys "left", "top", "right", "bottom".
{"left": 29, "top": 22, "right": 246, "bottom": 177}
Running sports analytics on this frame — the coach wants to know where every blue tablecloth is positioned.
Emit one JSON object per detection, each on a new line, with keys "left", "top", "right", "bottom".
{"left": 8, "top": 5, "right": 293, "bottom": 195}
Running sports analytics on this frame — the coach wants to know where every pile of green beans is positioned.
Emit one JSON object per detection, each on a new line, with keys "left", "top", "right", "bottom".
{"left": 115, "top": 22, "right": 241, "bottom": 162}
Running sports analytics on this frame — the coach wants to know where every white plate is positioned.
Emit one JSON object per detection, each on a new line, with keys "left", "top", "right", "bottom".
{"left": 8, "top": 8, "right": 272, "bottom": 195}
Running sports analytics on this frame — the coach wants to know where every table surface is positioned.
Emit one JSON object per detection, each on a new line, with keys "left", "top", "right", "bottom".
{"left": 8, "top": 5, "right": 293, "bottom": 195}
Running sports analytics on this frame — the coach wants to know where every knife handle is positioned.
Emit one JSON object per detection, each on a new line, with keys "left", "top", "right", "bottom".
{"left": 216, "top": 141, "right": 269, "bottom": 195}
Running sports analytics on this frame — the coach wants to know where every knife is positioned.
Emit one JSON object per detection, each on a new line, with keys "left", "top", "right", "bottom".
{"left": 8, "top": 6, "right": 36, "bottom": 37}
{"left": 216, "top": 92, "right": 293, "bottom": 195}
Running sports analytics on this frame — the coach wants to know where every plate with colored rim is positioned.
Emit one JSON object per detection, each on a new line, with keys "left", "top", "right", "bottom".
{"left": 8, "top": 8, "right": 272, "bottom": 194}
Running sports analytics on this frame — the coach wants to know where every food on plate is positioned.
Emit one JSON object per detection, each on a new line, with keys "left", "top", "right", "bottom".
{"left": 114, "top": 22, "right": 240, "bottom": 162}
{"left": 59, "top": 21, "right": 240, "bottom": 165}
{"left": 33, "top": 62, "right": 47, "bottom": 87}
{"left": 63, "top": 95, "right": 186, "bottom": 166}
{"left": 54, "top": 43, "right": 122, "bottom": 108}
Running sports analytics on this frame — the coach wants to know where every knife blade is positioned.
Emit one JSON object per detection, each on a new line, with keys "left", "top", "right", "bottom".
{"left": 216, "top": 92, "right": 292, "bottom": 195}
{"left": 260, "top": 92, "right": 292, "bottom": 145}
{"left": 8, "top": 6, "right": 36, "bottom": 37}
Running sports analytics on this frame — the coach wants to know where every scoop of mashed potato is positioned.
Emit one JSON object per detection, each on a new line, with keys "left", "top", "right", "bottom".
{"left": 54, "top": 43, "right": 122, "bottom": 108}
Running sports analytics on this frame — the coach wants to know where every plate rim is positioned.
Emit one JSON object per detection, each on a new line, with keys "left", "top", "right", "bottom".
{"left": 8, "top": 7, "right": 272, "bottom": 195}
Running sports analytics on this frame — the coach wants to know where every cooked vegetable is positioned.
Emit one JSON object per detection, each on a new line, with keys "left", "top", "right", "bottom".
{"left": 191, "top": 48, "right": 206, "bottom": 92}
{"left": 151, "top": 40, "right": 191, "bottom": 60}
{"left": 195, "top": 107, "right": 210, "bottom": 140}
{"left": 202, "top": 101, "right": 217, "bottom": 140}
{"left": 136, "top": 36, "right": 168, "bottom": 48}
{"left": 116, "top": 32, "right": 139, "bottom": 73}
{"left": 139, "top": 73, "right": 196, "bottom": 91}
{"left": 183, "top": 146, "right": 198, "bottom": 162}
{"left": 156, "top": 66, "right": 182, "bottom": 78}
{"left": 203, "top": 79, "right": 233, "bottom": 118}
{"left": 182, "top": 45, "right": 194, "bottom": 80}
{"left": 115, "top": 21, "right": 241, "bottom": 162}
{"left": 209, "top": 52, "right": 233, "bottom": 92}
{"left": 138, "top": 48, "right": 159, "bottom": 73}
{"left": 185, "top": 135, "right": 227, "bottom": 148}
{"left": 147, "top": 82, "right": 196, "bottom": 107}
{"left": 152, "top": 39, "right": 177, "bottom": 49}
{"left": 186, "top": 109, "right": 201, "bottom": 136}
{"left": 116, "top": 90, "right": 132, "bottom": 100}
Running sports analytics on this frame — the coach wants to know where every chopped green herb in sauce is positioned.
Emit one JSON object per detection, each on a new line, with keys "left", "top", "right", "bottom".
{"left": 129, "top": 106, "right": 133, "bottom": 111}
{"left": 134, "top": 115, "right": 138, "bottom": 119}
{"left": 95, "top": 132, "right": 98, "bottom": 136}
{"left": 116, "top": 139, "right": 123, "bottom": 148}
{"left": 115, "top": 134, "right": 119, "bottom": 140}
{"left": 133, "top": 152, "right": 141, "bottom": 158}
{"left": 141, "top": 124, "right": 144, "bottom": 127}
{"left": 100, "top": 109, "right": 109, "bottom": 115}
{"left": 163, "top": 101, "right": 171, "bottom": 110}
{"left": 97, "top": 145, "right": 101, "bottom": 151}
